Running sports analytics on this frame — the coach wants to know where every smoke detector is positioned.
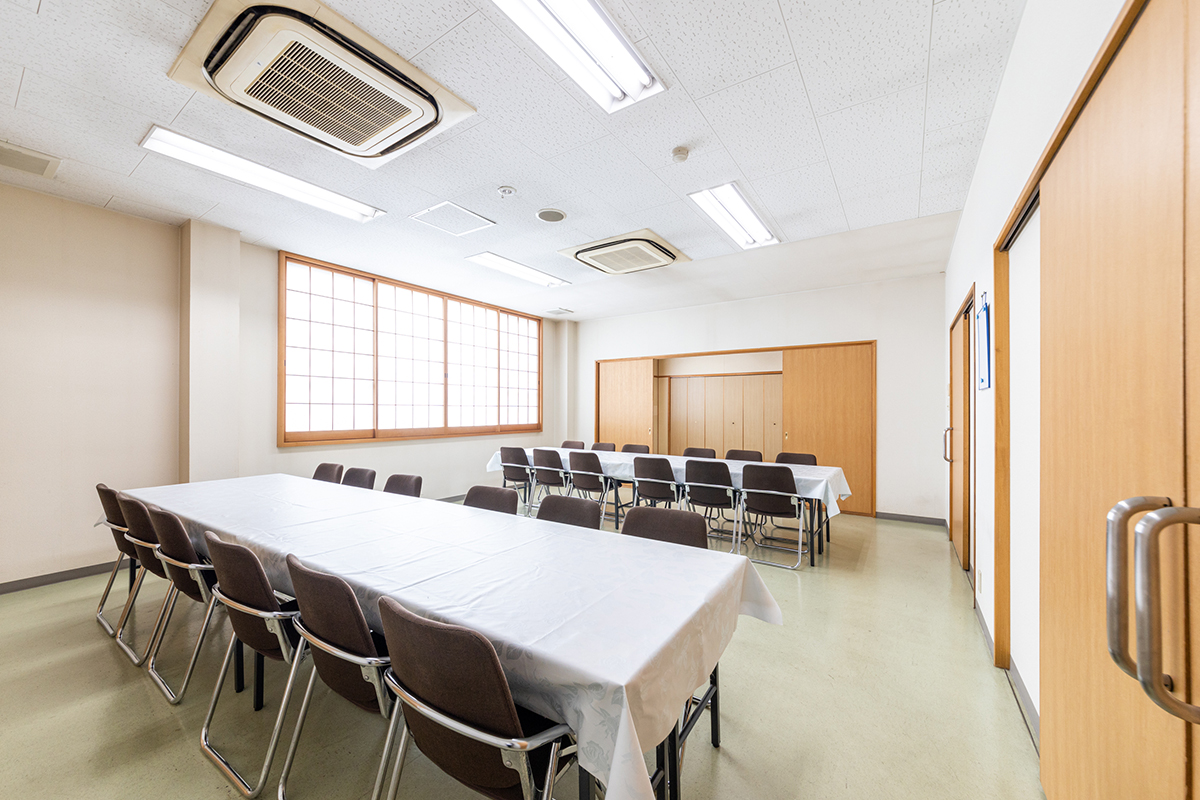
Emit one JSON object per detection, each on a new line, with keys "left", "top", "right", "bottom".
{"left": 498, "top": 186, "right": 516, "bottom": 198}
{"left": 559, "top": 229, "right": 690, "bottom": 275}
{"left": 537, "top": 208, "right": 566, "bottom": 223}
{"left": 671, "top": 146, "right": 689, "bottom": 163}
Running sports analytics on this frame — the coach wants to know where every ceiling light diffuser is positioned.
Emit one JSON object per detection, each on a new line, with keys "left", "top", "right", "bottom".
{"left": 688, "top": 183, "right": 778, "bottom": 249}
{"left": 468, "top": 252, "right": 569, "bottom": 286}
{"left": 139, "top": 126, "right": 385, "bottom": 222}
{"left": 491, "top": 0, "right": 663, "bottom": 113}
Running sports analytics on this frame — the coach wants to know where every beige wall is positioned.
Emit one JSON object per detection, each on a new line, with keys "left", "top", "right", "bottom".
{"left": 0, "top": 184, "right": 180, "bottom": 584}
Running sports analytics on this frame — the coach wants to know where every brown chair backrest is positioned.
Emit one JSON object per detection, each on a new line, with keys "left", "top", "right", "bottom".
{"left": 633, "top": 457, "right": 676, "bottom": 501}
{"left": 776, "top": 452, "right": 817, "bottom": 466}
{"left": 116, "top": 494, "right": 166, "bottom": 579}
{"left": 499, "top": 447, "right": 532, "bottom": 484}
{"left": 383, "top": 474, "right": 423, "bottom": 497}
{"left": 621, "top": 507, "right": 708, "bottom": 549}
{"left": 591, "top": 442, "right": 616, "bottom": 451}
{"left": 684, "top": 460, "right": 734, "bottom": 509}
{"left": 560, "top": 440, "right": 585, "bottom": 449}
{"left": 342, "top": 467, "right": 376, "bottom": 490}
{"left": 536, "top": 495, "right": 601, "bottom": 529}
{"left": 568, "top": 451, "right": 605, "bottom": 493}
{"left": 148, "top": 506, "right": 211, "bottom": 603}
{"left": 532, "top": 449, "right": 566, "bottom": 486}
{"left": 463, "top": 486, "right": 519, "bottom": 514}
{"left": 378, "top": 596, "right": 524, "bottom": 792}
{"left": 682, "top": 447, "right": 716, "bottom": 459}
{"left": 725, "top": 449, "right": 763, "bottom": 462}
{"left": 97, "top": 483, "right": 137, "bottom": 559}
{"left": 313, "top": 463, "right": 344, "bottom": 483}
{"left": 287, "top": 555, "right": 383, "bottom": 712}
{"left": 742, "top": 464, "right": 799, "bottom": 517}
{"left": 621, "top": 444, "right": 650, "bottom": 454}
{"left": 205, "top": 532, "right": 292, "bottom": 660}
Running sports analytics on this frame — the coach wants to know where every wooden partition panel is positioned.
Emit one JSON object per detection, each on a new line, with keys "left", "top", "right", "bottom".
{"left": 782, "top": 344, "right": 875, "bottom": 514}
{"left": 668, "top": 378, "right": 687, "bottom": 455}
{"left": 704, "top": 377, "right": 724, "bottom": 457}
{"left": 764, "top": 374, "right": 783, "bottom": 461}
{"left": 724, "top": 377, "right": 744, "bottom": 452}
{"left": 742, "top": 375, "right": 764, "bottom": 455}
{"left": 655, "top": 377, "right": 670, "bottom": 454}
{"left": 687, "top": 377, "right": 705, "bottom": 450}
{"left": 598, "top": 359, "right": 654, "bottom": 448}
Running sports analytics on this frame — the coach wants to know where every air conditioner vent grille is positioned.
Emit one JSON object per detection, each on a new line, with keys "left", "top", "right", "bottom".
{"left": 559, "top": 228, "right": 691, "bottom": 275}
{"left": 587, "top": 243, "right": 667, "bottom": 272}
{"left": 246, "top": 40, "right": 412, "bottom": 147}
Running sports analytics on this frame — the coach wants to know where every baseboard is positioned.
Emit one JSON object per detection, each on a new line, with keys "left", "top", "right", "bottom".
{"left": 439, "top": 494, "right": 466, "bottom": 503}
{"left": 0, "top": 560, "right": 118, "bottom": 595}
{"left": 875, "top": 512, "right": 948, "bottom": 528}
{"left": 975, "top": 602, "right": 995, "bottom": 660}
{"left": 1008, "top": 657, "right": 1040, "bottom": 752}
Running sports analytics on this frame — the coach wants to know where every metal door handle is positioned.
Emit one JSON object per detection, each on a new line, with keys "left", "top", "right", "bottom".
{"left": 943, "top": 428, "right": 952, "bottom": 463}
{"left": 1135, "top": 506, "right": 1200, "bottom": 721}
{"left": 1106, "top": 497, "right": 1170, "bottom": 677}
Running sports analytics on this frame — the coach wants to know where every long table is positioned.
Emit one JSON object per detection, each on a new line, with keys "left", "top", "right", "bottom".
{"left": 126, "top": 474, "right": 781, "bottom": 800}
{"left": 486, "top": 448, "right": 853, "bottom": 516}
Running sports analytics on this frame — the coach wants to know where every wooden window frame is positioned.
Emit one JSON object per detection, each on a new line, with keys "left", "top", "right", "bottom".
{"left": 277, "top": 251, "right": 543, "bottom": 447}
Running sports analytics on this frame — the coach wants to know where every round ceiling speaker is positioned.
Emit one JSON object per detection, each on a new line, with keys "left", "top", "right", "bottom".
{"left": 537, "top": 208, "right": 566, "bottom": 222}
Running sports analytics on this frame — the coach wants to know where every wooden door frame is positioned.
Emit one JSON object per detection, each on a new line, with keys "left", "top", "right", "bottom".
{"left": 950, "top": 286, "right": 975, "bottom": 580}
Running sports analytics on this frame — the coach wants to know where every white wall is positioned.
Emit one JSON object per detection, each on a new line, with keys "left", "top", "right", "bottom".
{"left": 571, "top": 272, "right": 947, "bottom": 520}
{"left": 0, "top": 184, "right": 180, "bottom": 584}
{"left": 943, "top": 0, "right": 1127, "bottom": 647}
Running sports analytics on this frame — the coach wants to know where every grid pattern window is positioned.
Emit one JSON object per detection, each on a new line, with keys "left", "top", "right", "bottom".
{"left": 284, "top": 261, "right": 375, "bottom": 434}
{"left": 500, "top": 313, "right": 539, "bottom": 425}
{"left": 278, "top": 253, "right": 541, "bottom": 446}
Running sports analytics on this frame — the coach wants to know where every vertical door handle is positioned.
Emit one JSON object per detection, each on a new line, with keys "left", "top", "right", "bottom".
{"left": 1135, "top": 506, "right": 1199, "bottom": 721}
{"left": 1106, "top": 497, "right": 1170, "bottom": 678}
{"left": 943, "top": 428, "right": 953, "bottom": 463}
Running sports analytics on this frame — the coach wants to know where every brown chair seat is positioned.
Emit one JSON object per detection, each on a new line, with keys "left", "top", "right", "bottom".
{"left": 383, "top": 473, "right": 423, "bottom": 497}
{"left": 536, "top": 495, "right": 601, "bottom": 529}
{"left": 313, "top": 463, "right": 344, "bottom": 483}
{"left": 463, "top": 486, "right": 519, "bottom": 514}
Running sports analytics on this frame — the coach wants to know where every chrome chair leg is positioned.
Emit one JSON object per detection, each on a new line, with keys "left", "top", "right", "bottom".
{"left": 147, "top": 593, "right": 219, "bottom": 704}
{"left": 96, "top": 553, "right": 128, "bottom": 636}
{"left": 201, "top": 634, "right": 308, "bottom": 799}
{"left": 382, "top": 706, "right": 412, "bottom": 800}
{"left": 115, "top": 572, "right": 174, "bottom": 666}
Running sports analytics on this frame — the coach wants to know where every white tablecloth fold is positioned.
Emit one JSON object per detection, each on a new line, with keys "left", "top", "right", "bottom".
{"left": 126, "top": 474, "right": 781, "bottom": 800}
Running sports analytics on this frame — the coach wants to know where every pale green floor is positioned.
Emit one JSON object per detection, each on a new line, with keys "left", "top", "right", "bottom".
{"left": 0, "top": 515, "right": 1044, "bottom": 800}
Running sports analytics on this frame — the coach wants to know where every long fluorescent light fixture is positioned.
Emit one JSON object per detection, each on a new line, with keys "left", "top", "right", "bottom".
{"left": 140, "top": 126, "right": 386, "bottom": 223}
{"left": 688, "top": 183, "right": 779, "bottom": 249}
{"left": 468, "top": 252, "right": 569, "bottom": 286}
{"left": 491, "top": 0, "right": 663, "bottom": 113}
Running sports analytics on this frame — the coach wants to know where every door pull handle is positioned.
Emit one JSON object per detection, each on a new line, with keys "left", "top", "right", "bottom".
{"left": 943, "top": 428, "right": 953, "bottom": 463}
{"left": 1106, "top": 497, "right": 1170, "bottom": 678}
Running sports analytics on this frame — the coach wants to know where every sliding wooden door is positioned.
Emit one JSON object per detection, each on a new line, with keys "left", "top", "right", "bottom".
{"left": 597, "top": 359, "right": 654, "bottom": 448}
{"left": 781, "top": 343, "right": 875, "bottom": 515}
{"left": 949, "top": 305, "right": 971, "bottom": 571}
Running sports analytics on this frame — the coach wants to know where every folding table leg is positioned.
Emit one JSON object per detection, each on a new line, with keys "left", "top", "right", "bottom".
{"left": 709, "top": 665, "right": 720, "bottom": 747}
{"left": 666, "top": 724, "right": 681, "bottom": 800}
{"left": 578, "top": 764, "right": 595, "bottom": 800}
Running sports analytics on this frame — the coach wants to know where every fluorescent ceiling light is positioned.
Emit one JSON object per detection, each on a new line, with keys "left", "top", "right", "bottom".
{"left": 139, "top": 126, "right": 385, "bottom": 223}
{"left": 688, "top": 183, "right": 779, "bottom": 249}
{"left": 468, "top": 252, "right": 569, "bottom": 287}
{"left": 491, "top": 0, "right": 664, "bottom": 113}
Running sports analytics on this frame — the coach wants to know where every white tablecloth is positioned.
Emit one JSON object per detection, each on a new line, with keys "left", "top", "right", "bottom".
{"left": 486, "top": 448, "right": 853, "bottom": 515}
{"left": 126, "top": 474, "right": 781, "bottom": 800}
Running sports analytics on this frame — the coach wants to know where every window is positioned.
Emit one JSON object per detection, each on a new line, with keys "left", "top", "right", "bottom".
{"left": 279, "top": 252, "right": 541, "bottom": 445}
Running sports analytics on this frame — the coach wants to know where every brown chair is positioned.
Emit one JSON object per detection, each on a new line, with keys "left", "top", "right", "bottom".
{"left": 278, "top": 555, "right": 393, "bottom": 800}
{"left": 619, "top": 507, "right": 721, "bottom": 759}
{"left": 113, "top": 494, "right": 175, "bottom": 666}
{"left": 683, "top": 460, "right": 738, "bottom": 546}
{"left": 531, "top": 449, "right": 569, "bottom": 509}
{"left": 591, "top": 442, "right": 616, "bottom": 451}
{"left": 560, "top": 440, "right": 585, "bottom": 449}
{"left": 463, "top": 486, "right": 519, "bottom": 515}
{"left": 374, "top": 596, "right": 576, "bottom": 800}
{"left": 384, "top": 474, "right": 423, "bottom": 498}
{"left": 621, "top": 444, "right": 650, "bottom": 454}
{"left": 682, "top": 447, "right": 716, "bottom": 459}
{"left": 568, "top": 451, "right": 616, "bottom": 524}
{"left": 313, "top": 463, "right": 344, "bottom": 483}
{"left": 499, "top": 447, "right": 534, "bottom": 511}
{"left": 146, "top": 506, "right": 219, "bottom": 704}
{"left": 536, "top": 495, "right": 601, "bottom": 529}
{"left": 343, "top": 467, "right": 377, "bottom": 490}
{"left": 94, "top": 483, "right": 139, "bottom": 636}
{"left": 775, "top": 452, "right": 817, "bottom": 466}
{"left": 632, "top": 456, "right": 679, "bottom": 509}
{"left": 201, "top": 532, "right": 303, "bottom": 799}
{"left": 774, "top": 453, "right": 827, "bottom": 543}
{"left": 740, "top": 464, "right": 811, "bottom": 569}
{"left": 725, "top": 449, "right": 763, "bottom": 462}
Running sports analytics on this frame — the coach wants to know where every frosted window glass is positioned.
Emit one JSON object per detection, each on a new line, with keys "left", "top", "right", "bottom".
{"left": 285, "top": 403, "right": 309, "bottom": 432}
{"left": 355, "top": 278, "right": 373, "bottom": 305}
{"left": 286, "top": 262, "right": 309, "bottom": 292}
{"left": 311, "top": 377, "right": 333, "bottom": 404}
{"left": 310, "top": 350, "right": 333, "bottom": 378}
{"left": 334, "top": 299, "right": 354, "bottom": 328}
{"left": 378, "top": 406, "right": 395, "bottom": 429}
{"left": 310, "top": 268, "right": 333, "bottom": 297}
{"left": 333, "top": 272, "right": 354, "bottom": 301}
{"left": 355, "top": 303, "right": 373, "bottom": 329}
{"left": 311, "top": 296, "right": 333, "bottom": 324}
{"left": 378, "top": 283, "right": 394, "bottom": 309}
{"left": 334, "top": 352, "right": 353, "bottom": 379}
{"left": 310, "top": 404, "right": 333, "bottom": 431}
{"left": 285, "top": 376, "right": 308, "bottom": 404}
{"left": 285, "top": 347, "right": 308, "bottom": 376}
{"left": 311, "top": 322, "right": 333, "bottom": 352}
{"left": 286, "top": 291, "right": 309, "bottom": 320}
{"left": 355, "top": 405, "right": 373, "bottom": 429}
{"left": 333, "top": 405, "right": 354, "bottom": 430}
{"left": 333, "top": 325, "right": 354, "bottom": 353}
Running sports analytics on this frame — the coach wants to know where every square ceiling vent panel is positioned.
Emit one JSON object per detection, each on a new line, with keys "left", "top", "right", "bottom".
{"left": 559, "top": 229, "right": 691, "bottom": 275}
{"left": 410, "top": 201, "right": 495, "bottom": 235}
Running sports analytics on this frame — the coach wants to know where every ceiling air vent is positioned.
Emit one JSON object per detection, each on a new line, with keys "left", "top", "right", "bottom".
{"left": 0, "top": 141, "right": 60, "bottom": 178}
{"left": 559, "top": 229, "right": 691, "bottom": 275}
{"left": 168, "top": 1, "right": 474, "bottom": 168}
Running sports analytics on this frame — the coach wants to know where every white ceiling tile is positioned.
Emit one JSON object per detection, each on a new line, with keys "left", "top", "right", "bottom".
{"left": 156, "top": 0, "right": 213, "bottom": 19}
{"left": 926, "top": 0, "right": 1022, "bottom": 130}
{"left": 820, "top": 83, "right": 925, "bottom": 187}
{"left": 0, "top": 61, "right": 21, "bottom": 108}
{"left": 348, "top": 174, "right": 443, "bottom": 219}
{"left": 623, "top": 0, "right": 794, "bottom": 98}
{"left": 920, "top": 115, "right": 987, "bottom": 215}
{"left": 0, "top": 104, "right": 148, "bottom": 173}
{"left": 695, "top": 62, "right": 824, "bottom": 181}
{"left": 783, "top": 0, "right": 930, "bottom": 116}
{"left": 465, "top": 1, "right": 569, "bottom": 83}
{"left": 626, "top": 199, "right": 736, "bottom": 261}
{"left": 0, "top": 168, "right": 113, "bottom": 207}
{"left": 752, "top": 161, "right": 848, "bottom": 241}
{"left": 60, "top": 159, "right": 216, "bottom": 218}
{"left": 329, "top": 0, "right": 477, "bottom": 57}
{"left": 431, "top": 121, "right": 582, "bottom": 202}
{"left": 4, "top": 0, "right": 41, "bottom": 12}
{"left": 841, "top": 171, "right": 920, "bottom": 229}
{"left": 105, "top": 195, "right": 190, "bottom": 225}
{"left": 16, "top": 69, "right": 157, "bottom": 151}
{"left": 653, "top": 146, "right": 744, "bottom": 197}
{"left": 411, "top": 12, "right": 609, "bottom": 157}
{"left": 543, "top": 192, "right": 630, "bottom": 241}
{"left": 548, "top": 135, "right": 677, "bottom": 212}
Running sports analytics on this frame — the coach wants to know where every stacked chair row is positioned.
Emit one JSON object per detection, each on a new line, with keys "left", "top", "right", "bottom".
{"left": 311, "top": 463, "right": 423, "bottom": 497}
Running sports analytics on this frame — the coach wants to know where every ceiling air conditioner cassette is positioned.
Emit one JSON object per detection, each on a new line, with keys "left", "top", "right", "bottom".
{"left": 560, "top": 229, "right": 691, "bottom": 275}
{"left": 168, "top": 1, "right": 474, "bottom": 168}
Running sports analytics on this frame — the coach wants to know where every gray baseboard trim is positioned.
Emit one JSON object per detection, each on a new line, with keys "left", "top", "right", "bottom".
{"left": 1008, "top": 657, "right": 1040, "bottom": 752}
{"left": 975, "top": 602, "right": 995, "bottom": 660}
{"left": 875, "top": 512, "right": 947, "bottom": 528}
{"left": 0, "top": 560, "right": 117, "bottom": 595}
